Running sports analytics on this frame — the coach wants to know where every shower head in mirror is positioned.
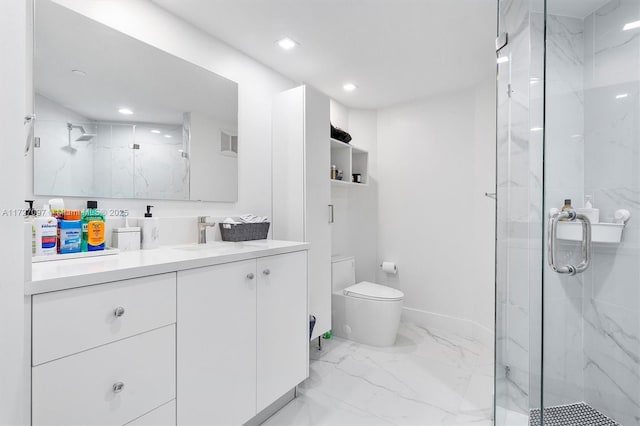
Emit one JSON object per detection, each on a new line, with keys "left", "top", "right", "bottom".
{"left": 67, "top": 122, "right": 96, "bottom": 141}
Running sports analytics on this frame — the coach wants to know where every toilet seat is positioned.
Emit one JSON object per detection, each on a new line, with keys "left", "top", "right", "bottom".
{"left": 343, "top": 281, "right": 404, "bottom": 301}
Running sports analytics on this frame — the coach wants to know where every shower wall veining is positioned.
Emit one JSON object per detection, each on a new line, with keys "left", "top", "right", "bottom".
{"left": 582, "top": 1, "right": 640, "bottom": 424}
{"left": 34, "top": 94, "right": 189, "bottom": 200}
{"left": 517, "top": 1, "right": 640, "bottom": 424}
{"left": 495, "top": 0, "right": 544, "bottom": 423}
{"left": 498, "top": 0, "right": 640, "bottom": 423}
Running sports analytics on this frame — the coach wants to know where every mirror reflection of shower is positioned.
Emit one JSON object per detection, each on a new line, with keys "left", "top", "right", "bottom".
{"left": 64, "top": 122, "right": 96, "bottom": 153}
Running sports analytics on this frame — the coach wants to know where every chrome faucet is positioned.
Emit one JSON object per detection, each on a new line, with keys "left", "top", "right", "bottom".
{"left": 197, "top": 216, "right": 217, "bottom": 244}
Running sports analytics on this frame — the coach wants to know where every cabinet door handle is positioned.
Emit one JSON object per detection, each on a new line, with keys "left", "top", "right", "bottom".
{"left": 262, "top": 269, "right": 271, "bottom": 275}
{"left": 247, "top": 273, "right": 255, "bottom": 280}
{"left": 112, "top": 382, "right": 125, "bottom": 393}
{"left": 113, "top": 306, "right": 126, "bottom": 318}
{"left": 328, "top": 204, "right": 334, "bottom": 224}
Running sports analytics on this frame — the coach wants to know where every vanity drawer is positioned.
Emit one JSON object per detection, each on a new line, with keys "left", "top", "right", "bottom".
{"left": 32, "top": 325, "right": 176, "bottom": 426}
{"left": 32, "top": 273, "right": 176, "bottom": 365}
{"left": 125, "top": 400, "right": 176, "bottom": 426}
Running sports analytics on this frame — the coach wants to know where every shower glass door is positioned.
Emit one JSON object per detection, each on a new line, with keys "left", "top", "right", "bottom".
{"left": 542, "top": 0, "right": 640, "bottom": 424}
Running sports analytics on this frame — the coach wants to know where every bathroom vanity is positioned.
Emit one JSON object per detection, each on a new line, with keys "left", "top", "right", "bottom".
{"left": 26, "top": 240, "right": 309, "bottom": 426}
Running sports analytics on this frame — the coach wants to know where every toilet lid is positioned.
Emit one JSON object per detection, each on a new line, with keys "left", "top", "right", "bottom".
{"left": 343, "top": 282, "right": 404, "bottom": 301}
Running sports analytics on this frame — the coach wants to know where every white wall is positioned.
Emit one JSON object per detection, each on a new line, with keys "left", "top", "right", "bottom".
{"left": 189, "top": 111, "right": 238, "bottom": 202}
{"left": 0, "top": 1, "right": 28, "bottom": 424}
{"left": 27, "top": 0, "right": 295, "bottom": 220}
{"left": 376, "top": 80, "right": 496, "bottom": 338}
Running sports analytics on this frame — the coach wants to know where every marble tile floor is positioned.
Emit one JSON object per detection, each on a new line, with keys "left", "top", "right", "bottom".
{"left": 263, "top": 322, "right": 494, "bottom": 426}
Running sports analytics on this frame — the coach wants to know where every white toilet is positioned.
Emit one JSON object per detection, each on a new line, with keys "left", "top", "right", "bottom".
{"left": 331, "top": 256, "right": 404, "bottom": 347}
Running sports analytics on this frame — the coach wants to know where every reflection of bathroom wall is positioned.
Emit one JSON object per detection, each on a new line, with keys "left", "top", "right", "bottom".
{"left": 133, "top": 125, "right": 188, "bottom": 200}
{"left": 188, "top": 111, "right": 238, "bottom": 202}
{"left": 34, "top": 94, "right": 189, "bottom": 200}
{"left": 93, "top": 123, "right": 134, "bottom": 199}
{"left": 34, "top": 94, "right": 96, "bottom": 196}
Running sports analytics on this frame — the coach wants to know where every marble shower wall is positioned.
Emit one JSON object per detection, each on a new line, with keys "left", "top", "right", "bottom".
{"left": 582, "top": 1, "right": 640, "bottom": 424}
{"left": 34, "top": 94, "right": 188, "bottom": 200}
{"left": 498, "top": 1, "right": 640, "bottom": 423}
{"left": 542, "top": 13, "right": 586, "bottom": 408}
{"left": 495, "top": 0, "right": 544, "bottom": 424}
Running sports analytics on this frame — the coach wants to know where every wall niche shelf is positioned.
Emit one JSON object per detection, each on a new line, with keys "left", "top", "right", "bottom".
{"left": 557, "top": 222, "right": 625, "bottom": 244}
{"left": 330, "top": 138, "right": 369, "bottom": 187}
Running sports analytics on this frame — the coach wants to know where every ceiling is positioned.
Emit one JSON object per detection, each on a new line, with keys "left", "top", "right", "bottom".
{"left": 35, "top": 0, "right": 238, "bottom": 125}
{"left": 152, "top": 0, "right": 497, "bottom": 109}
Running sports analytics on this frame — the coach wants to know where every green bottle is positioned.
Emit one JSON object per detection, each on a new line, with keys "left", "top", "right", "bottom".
{"left": 81, "top": 201, "right": 106, "bottom": 252}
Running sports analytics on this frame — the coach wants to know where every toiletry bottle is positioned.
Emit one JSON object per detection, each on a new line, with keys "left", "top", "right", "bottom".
{"left": 141, "top": 205, "right": 160, "bottom": 249}
{"left": 34, "top": 204, "right": 58, "bottom": 256}
{"left": 578, "top": 195, "right": 600, "bottom": 224}
{"left": 49, "top": 198, "right": 65, "bottom": 253}
{"left": 59, "top": 210, "right": 82, "bottom": 254}
{"left": 81, "top": 201, "right": 105, "bottom": 252}
{"left": 560, "top": 199, "right": 572, "bottom": 221}
{"left": 24, "top": 200, "right": 37, "bottom": 255}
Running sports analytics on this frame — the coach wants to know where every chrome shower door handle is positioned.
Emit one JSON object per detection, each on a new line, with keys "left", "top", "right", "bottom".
{"left": 547, "top": 209, "right": 592, "bottom": 275}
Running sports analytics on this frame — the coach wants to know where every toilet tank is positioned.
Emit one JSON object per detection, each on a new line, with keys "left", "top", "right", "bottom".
{"left": 331, "top": 256, "right": 356, "bottom": 291}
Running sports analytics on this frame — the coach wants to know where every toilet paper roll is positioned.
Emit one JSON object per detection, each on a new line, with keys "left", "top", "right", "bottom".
{"left": 381, "top": 261, "right": 397, "bottom": 274}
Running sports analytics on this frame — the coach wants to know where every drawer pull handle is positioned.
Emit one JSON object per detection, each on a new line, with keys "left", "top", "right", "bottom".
{"left": 114, "top": 306, "right": 126, "bottom": 318}
{"left": 112, "top": 382, "right": 125, "bottom": 393}
{"left": 246, "top": 273, "right": 255, "bottom": 280}
{"left": 263, "top": 269, "right": 271, "bottom": 275}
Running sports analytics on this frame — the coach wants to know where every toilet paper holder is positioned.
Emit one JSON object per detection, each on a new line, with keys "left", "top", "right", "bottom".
{"left": 380, "top": 261, "right": 398, "bottom": 274}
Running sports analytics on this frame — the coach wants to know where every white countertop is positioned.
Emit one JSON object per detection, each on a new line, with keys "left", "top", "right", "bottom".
{"left": 27, "top": 240, "right": 310, "bottom": 295}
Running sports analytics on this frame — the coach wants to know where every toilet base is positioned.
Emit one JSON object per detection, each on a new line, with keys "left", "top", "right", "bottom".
{"left": 331, "top": 292, "right": 403, "bottom": 347}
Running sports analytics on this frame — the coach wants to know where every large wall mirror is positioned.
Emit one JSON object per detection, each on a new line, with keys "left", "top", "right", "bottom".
{"left": 33, "top": 1, "right": 239, "bottom": 201}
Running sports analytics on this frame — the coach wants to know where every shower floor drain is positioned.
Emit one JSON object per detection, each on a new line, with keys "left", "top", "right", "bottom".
{"left": 529, "top": 402, "right": 619, "bottom": 426}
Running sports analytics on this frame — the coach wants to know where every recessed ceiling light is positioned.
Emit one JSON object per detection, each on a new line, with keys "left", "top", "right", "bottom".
{"left": 118, "top": 108, "right": 133, "bottom": 115}
{"left": 276, "top": 37, "right": 297, "bottom": 50}
{"left": 343, "top": 83, "right": 357, "bottom": 92}
{"left": 150, "top": 129, "right": 161, "bottom": 134}
{"left": 623, "top": 20, "right": 640, "bottom": 31}
{"left": 530, "top": 127, "right": 543, "bottom": 132}
{"left": 497, "top": 56, "right": 509, "bottom": 64}
{"left": 71, "top": 69, "right": 87, "bottom": 77}
{"left": 616, "top": 93, "right": 628, "bottom": 99}
{"left": 164, "top": 134, "right": 172, "bottom": 138}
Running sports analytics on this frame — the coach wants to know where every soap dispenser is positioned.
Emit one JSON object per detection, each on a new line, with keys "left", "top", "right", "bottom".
{"left": 141, "top": 205, "right": 160, "bottom": 249}
{"left": 24, "top": 200, "right": 36, "bottom": 255}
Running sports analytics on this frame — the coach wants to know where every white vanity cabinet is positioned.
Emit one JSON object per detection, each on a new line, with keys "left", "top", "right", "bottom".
{"left": 28, "top": 242, "right": 309, "bottom": 426}
{"left": 256, "top": 251, "right": 308, "bottom": 411}
{"left": 30, "top": 273, "right": 177, "bottom": 426}
{"left": 177, "top": 259, "right": 258, "bottom": 425}
{"left": 177, "top": 250, "right": 308, "bottom": 424}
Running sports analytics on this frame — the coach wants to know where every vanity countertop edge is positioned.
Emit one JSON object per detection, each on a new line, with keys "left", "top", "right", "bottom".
{"left": 26, "top": 240, "right": 310, "bottom": 295}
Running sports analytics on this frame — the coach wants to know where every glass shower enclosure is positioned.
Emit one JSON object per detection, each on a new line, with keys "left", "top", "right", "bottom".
{"left": 495, "top": 0, "right": 640, "bottom": 425}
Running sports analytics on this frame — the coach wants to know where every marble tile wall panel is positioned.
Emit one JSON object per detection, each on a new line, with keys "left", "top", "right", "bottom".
{"left": 582, "top": 2, "right": 640, "bottom": 424}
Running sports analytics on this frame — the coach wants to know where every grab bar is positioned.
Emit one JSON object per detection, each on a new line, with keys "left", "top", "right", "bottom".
{"left": 547, "top": 209, "right": 592, "bottom": 275}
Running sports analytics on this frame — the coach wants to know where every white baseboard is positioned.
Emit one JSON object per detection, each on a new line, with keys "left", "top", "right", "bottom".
{"left": 401, "top": 307, "right": 494, "bottom": 348}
